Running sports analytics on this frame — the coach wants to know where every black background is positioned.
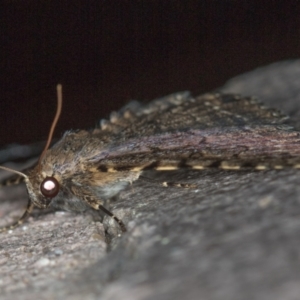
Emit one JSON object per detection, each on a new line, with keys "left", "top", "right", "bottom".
{"left": 1, "top": 0, "right": 300, "bottom": 146}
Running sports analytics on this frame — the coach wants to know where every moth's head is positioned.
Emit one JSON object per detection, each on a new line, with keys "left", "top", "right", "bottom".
{"left": 25, "top": 84, "right": 63, "bottom": 208}
{"left": 25, "top": 168, "right": 61, "bottom": 209}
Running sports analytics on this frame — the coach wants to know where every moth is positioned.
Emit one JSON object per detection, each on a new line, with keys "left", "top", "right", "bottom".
{"left": 1, "top": 85, "right": 300, "bottom": 233}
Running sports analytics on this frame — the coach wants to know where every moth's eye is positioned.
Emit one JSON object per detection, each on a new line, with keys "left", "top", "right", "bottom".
{"left": 40, "top": 176, "right": 60, "bottom": 198}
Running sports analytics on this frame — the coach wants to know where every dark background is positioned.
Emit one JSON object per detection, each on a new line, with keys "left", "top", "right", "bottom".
{"left": 1, "top": 0, "right": 300, "bottom": 146}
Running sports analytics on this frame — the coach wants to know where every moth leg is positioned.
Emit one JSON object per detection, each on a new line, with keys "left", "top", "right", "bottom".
{"left": 0, "top": 200, "right": 34, "bottom": 232}
{"left": 71, "top": 186, "right": 126, "bottom": 232}
{"left": 97, "top": 205, "right": 127, "bottom": 233}
{"left": 139, "top": 175, "right": 197, "bottom": 189}
{"left": 0, "top": 174, "right": 25, "bottom": 188}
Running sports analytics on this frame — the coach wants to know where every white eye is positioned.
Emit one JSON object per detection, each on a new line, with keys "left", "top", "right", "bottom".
{"left": 40, "top": 177, "right": 60, "bottom": 198}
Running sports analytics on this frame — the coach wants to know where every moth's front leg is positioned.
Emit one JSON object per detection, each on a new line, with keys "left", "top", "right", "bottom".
{"left": 0, "top": 174, "right": 25, "bottom": 187}
{"left": 0, "top": 200, "right": 35, "bottom": 232}
{"left": 70, "top": 185, "right": 127, "bottom": 232}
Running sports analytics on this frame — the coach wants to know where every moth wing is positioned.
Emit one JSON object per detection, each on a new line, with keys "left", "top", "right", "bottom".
{"left": 91, "top": 93, "right": 300, "bottom": 170}
{"left": 101, "top": 93, "right": 290, "bottom": 140}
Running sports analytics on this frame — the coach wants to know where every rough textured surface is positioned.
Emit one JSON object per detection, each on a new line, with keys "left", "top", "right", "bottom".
{"left": 1, "top": 60, "right": 300, "bottom": 299}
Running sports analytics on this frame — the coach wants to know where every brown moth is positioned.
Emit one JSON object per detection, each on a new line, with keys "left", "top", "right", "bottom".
{"left": 1, "top": 86, "right": 300, "bottom": 233}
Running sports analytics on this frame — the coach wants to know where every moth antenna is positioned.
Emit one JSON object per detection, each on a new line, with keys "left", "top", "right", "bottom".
{"left": 0, "top": 166, "right": 28, "bottom": 181}
{"left": 38, "top": 84, "right": 63, "bottom": 170}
